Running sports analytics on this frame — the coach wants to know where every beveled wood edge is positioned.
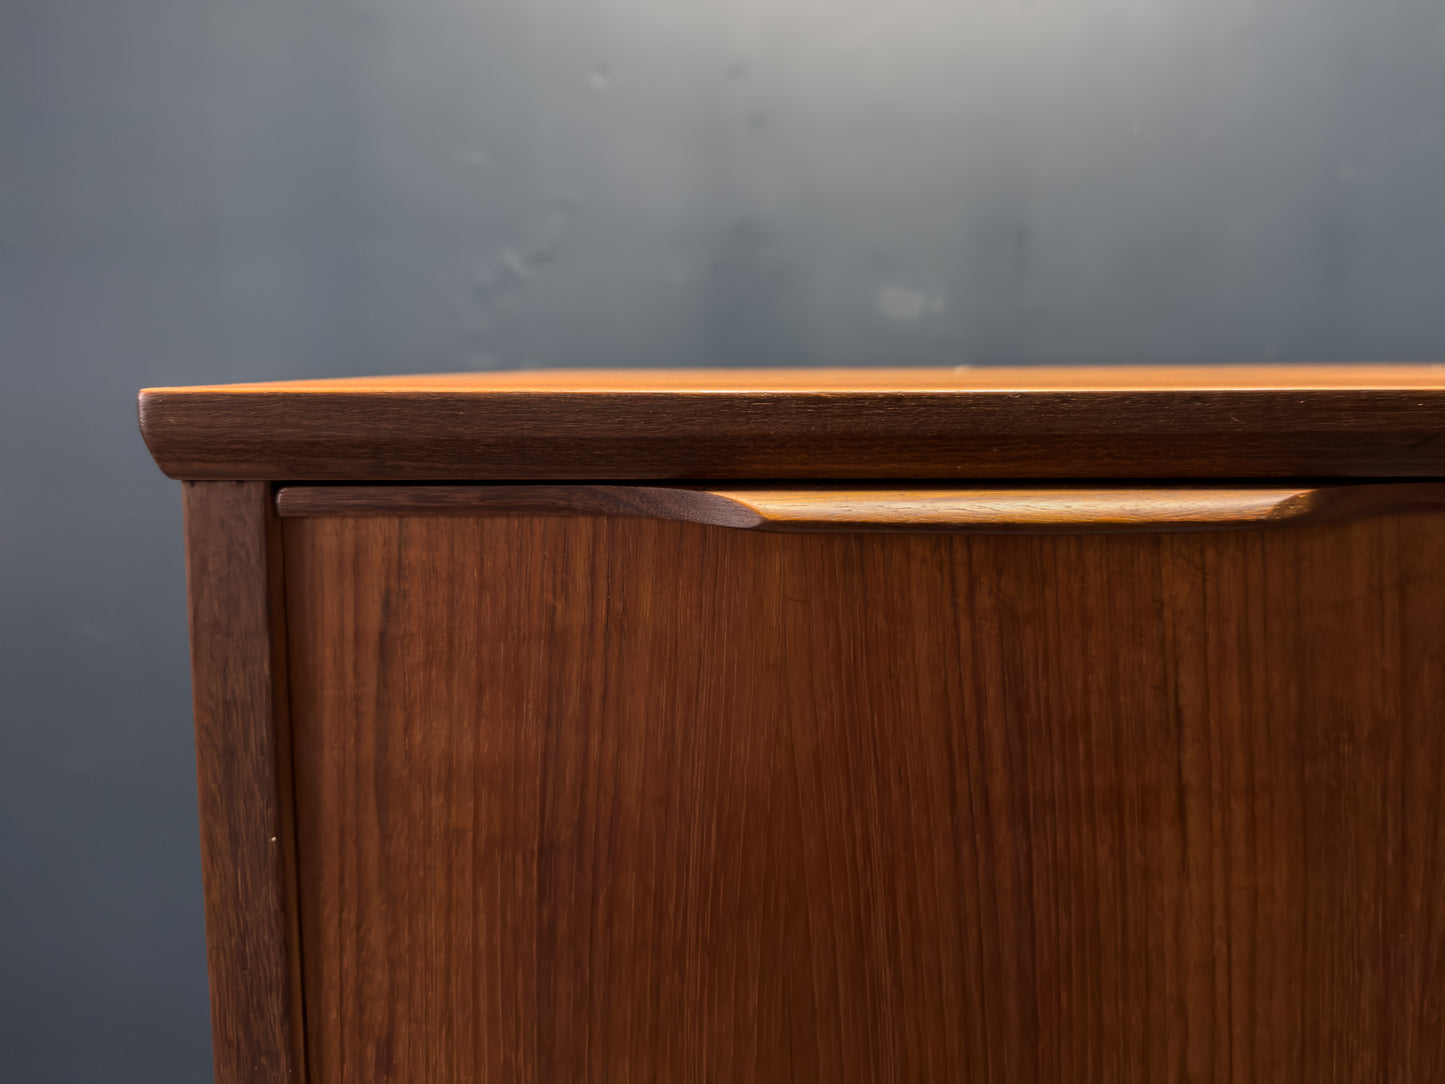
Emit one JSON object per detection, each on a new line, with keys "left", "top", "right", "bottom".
{"left": 138, "top": 366, "right": 1445, "bottom": 481}
{"left": 184, "top": 482, "right": 307, "bottom": 1083}
{"left": 273, "top": 482, "right": 1445, "bottom": 533}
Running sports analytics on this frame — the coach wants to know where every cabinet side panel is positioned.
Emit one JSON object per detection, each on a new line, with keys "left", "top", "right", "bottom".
{"left": 284, "top": 511, "right": 1445, "bottom": 1084}
{"left": 184, "top": 481, "right": 304, "bottom": 1083}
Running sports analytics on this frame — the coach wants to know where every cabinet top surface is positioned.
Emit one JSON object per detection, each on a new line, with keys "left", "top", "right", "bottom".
{"left": 144, "top": 364, "right": 1445, "bottom": 395}
{"left": 139, "top": 365, "right": 1445, "bottom": 481}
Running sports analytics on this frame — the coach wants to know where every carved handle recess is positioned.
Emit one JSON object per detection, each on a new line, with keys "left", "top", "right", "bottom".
{"left": 277, "top": 483, "right": 1445, "bottom": 533}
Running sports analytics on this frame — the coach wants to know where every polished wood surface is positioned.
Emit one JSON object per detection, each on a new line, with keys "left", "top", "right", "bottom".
{"left": 183, "top": 482, "right": 304, "bottom": 1084}
{"left": 139, "top": 365, "right": 1445, "bottom": 480}
{"left": 276, "top": 481, "right": 1445, "bottom": 532}
{"left": 284, "top": 510, "right": 1445, "bottom": 1083}
{"left": 142, "top": 363, "right": 1445, "bottom": 393}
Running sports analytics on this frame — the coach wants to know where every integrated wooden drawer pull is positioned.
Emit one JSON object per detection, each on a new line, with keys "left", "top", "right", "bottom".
{"left": 276, "top": 482, "right": 1445, "bottom": 533}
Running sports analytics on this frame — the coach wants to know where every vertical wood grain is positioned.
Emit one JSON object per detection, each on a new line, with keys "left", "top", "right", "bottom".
{"left": 283, "top": 511, "right": 1445, "bottom": 1083}
{"left": 184, "top": 482, "right": 305, "bottom": 1083}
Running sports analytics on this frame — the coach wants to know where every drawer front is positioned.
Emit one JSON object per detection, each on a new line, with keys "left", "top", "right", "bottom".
{"left": 280, "top": 507, "right": 1445, "bottom": 1083}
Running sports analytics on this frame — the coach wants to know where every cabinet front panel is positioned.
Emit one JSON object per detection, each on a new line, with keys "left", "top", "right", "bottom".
{"left": 283, "top": 512, "right": 1445, "bottom": 1083}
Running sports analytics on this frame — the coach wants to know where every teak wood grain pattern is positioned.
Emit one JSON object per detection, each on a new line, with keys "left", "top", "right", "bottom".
{"left": 139, "top": 364, "right": 1445, "bottom": 480}
{"left": 283, "top": 509, "right": 1445, "bottom": 1083}
{"left": 183, "top": 482, "right": 305, "bottom": 1083}
{"left": 275, "top": 481, "right": 1445, "bottom": 533}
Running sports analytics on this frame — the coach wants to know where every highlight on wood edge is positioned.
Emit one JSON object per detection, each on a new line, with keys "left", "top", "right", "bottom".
{"left": 274, "top": 482, "right": 1445, "bottom": 533}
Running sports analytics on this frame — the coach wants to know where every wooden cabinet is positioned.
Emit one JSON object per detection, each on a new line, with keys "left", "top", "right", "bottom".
{"left": 142, "top": 367, "right": 1445, "bottom": 1083}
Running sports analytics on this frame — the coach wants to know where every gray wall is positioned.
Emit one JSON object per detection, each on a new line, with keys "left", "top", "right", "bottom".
{"left": 2, "top": 0, "right": 1443, "bottom": 1079}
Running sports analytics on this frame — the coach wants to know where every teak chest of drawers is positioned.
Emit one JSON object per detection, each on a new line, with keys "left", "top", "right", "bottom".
{"left": 141, "top": 366, "right": 1445, "bottom": 1083}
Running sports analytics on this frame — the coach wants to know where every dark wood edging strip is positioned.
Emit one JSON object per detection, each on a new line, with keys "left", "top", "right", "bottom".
{"left": 139, "top": 366, "right": 1445, "bottom": 480}
{"left": 274, "top": 482, "right": 1445, "bottom": 533}
{"left": 184, "top": 482, "right": 306, "bottom": 1083}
